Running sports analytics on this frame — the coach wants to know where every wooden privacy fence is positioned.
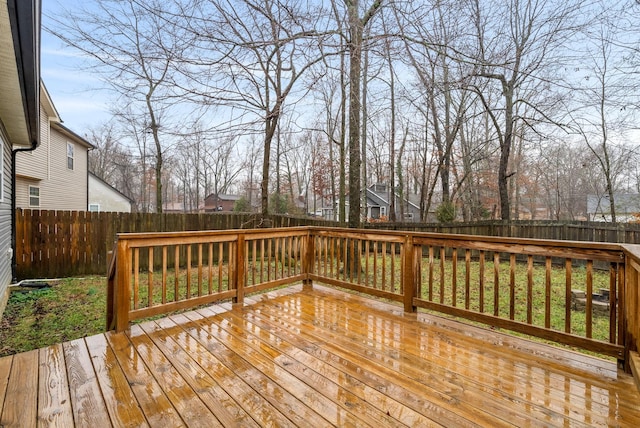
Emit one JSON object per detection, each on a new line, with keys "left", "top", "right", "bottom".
{"left": 107, "top": 225, "right": 640, "bottom": 375}
{"left": 14, "top": 209, "right": 334, "bottom": 279}
{"left": 15, "top": 209, "right": 640, "bottom": 280}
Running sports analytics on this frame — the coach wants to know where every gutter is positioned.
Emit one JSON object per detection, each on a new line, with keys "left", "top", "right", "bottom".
{"left": 11, "top": 141, "right": 38, "bottom": 281}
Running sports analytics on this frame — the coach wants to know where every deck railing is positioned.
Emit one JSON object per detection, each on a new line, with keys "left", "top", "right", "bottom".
{"left": 107, "top": 226, "right": 640, "bottom": 373}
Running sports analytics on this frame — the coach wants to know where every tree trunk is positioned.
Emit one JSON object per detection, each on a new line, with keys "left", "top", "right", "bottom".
{"left": 347, "top": 0, "right": 363, "bottom": 229}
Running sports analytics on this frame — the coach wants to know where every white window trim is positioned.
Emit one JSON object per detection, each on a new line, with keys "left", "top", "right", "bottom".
{"left": 29, "top": 185, "right": 40, "bottom": 207}
{"left": 89, "top": 203, "right": 100, "bottom": 212}
{"left": 67, "top": 142, "right": 74, "bottom": 170}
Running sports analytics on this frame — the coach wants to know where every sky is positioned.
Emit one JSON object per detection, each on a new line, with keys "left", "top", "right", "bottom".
{"left": 41, "top": 0, "right": 112, "bottom": 133}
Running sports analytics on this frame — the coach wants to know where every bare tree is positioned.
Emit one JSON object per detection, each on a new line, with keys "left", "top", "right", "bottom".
{"left": 48, "top": 0, "right": 195, "bottom": 212}
{"left": 86, "top": 122, "right": 122, "bottom": 182}
{"left": 178, "top": 0, "right": 329, "bottom": 217}
{"left": 466, "top": 0, "right": 582, "bottom": 219}
{"left": 345, "top": 0, "right": 383, "bottom": 228}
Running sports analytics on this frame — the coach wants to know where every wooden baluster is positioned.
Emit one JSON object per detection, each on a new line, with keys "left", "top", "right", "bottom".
{"left": 479, "top": 251, "right": 485, "bottom": 313}
{"left": 218, "top": 242, "right": 224, "bottom": 292}
{"left": 162, "top": 246, "right": 167, "bottom": 305}
{"left": 452, "top": 248, "right": 458, "bottom": 307}
{"left": 609, "top": 262, "right": 617, "bottom": 344}
{"left": 428, "top": 246, "right": 434, "bottom": 301}
{"left": 267, "top": 238, "right": 272, "bottom": 282}
{"left": 147, "top": 247, "right": 154, "bottom": 308}
{"left": 494, "top": 253, "right": 500, "bottom": 316}
{"left": 234, "top": 235, "right": 245, "bottom": 307}
{"left": 527, "top": 255, "right": 533, "bottom": 324}
{"left": 174, "top": 245, "right": 179, "bottom": 301}
{"left": 509, "top": 254, "right": 516, "bottom": 320}
{"left": 357, "top": 240, "right": 362, "bottom": 286}
{"left": 438, "top": 247, "right": 445, "bottom": 305}
{"left": 208, "top": 243, "right": 214, "bottom": 294}
{"left": 186, "top": 245, "right": 191, "bottom": 299}
{"left": 586, "top": 260, "right": 593, "bottom": 338}
{"left": 260, "top": 239, "right": 265, "bottom": 284}
{"left": 545, "top": 257, "right": 551, "bottom": 329}
{"left": 251, "top": 240, "right": 257, "bottom": 285}
{"left": 465, "top": 250, "right": 471, "bottom": 309}
{"left": 197, "top": 243, "right": 203, "bottom": 297}
{"left": 390, "top": 242, "right": 396, "bottom": 293}
{"left": 365, "top": 240, "right": 370, "bottom": 286}
{"left": 133, "top": 248, "right": 139, "bottom": 310}
{"left": 382, "top": 242, "right": 387, "bottom": 291}
{"left": 373, "top": 241, "right": 378, "bottom": 289}
{"left": 565, "top": 259, "right": 572, "bottom": 333}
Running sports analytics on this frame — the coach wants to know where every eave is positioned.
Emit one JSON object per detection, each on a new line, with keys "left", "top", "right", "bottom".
{"left": 0, "top": 0, "right": 40, "bottom": 148}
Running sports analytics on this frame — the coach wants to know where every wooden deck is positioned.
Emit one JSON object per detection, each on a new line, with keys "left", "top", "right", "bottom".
{"left": 1, "top": 285, "right": 639, "bottom": 427}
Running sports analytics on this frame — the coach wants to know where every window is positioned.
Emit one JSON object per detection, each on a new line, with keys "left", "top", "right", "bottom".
{"left": 29, "top": 186, "right": 40, "bottom": 207}
{"left": 89, "top": 204, "right": 100, "bottom": 212}
{"left": 67, "top": 142, "right": 74, "bottom": 170}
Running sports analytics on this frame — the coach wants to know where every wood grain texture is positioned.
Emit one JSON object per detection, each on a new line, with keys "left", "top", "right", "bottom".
{"left": 105, "top": 331, "right": 183, "bottom": 427}
{"left": 84, "top": 334, "right": 148, "bottom": 427}
{"left": 1, "top": 350, "right": 38, "bottom": 427}
{"left": 1, "top": 285, "right": 639, "bottom": 427}
{"left": 63, "top": 339, "right": 111, "bottom": 427}
{"left": 38, "top": 344, "right": 73, "bottom": 427}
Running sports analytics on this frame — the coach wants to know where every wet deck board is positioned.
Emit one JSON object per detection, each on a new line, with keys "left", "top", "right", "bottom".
{"left": 0, "top": 284, "right": 638, "bottom": 427}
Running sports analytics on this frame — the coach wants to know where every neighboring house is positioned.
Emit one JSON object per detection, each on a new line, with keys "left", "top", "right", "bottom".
{"left": 0, "top": 0, "right": 41, "bottom": 312}
{"left": 88, "top": 172, "right": 132, "bottom": 212}
{"left": 15, "top": 84, "right": 93, "bottom": 211}
{"left": 366, "top": 183, "right": 422, "bottom": 222}
{"left": 587, "top": 193, "right": 640, "bottom": 222}
{"left": 204, "top": 193, "right": 241, "bottom": 212}
{"left": 317, "top": 184, "right": 423, "bottom": 222}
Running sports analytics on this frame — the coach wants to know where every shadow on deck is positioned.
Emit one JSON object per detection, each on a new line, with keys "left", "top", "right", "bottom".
{"left": 1, "top": 284, "right": 639, "bottom": 427}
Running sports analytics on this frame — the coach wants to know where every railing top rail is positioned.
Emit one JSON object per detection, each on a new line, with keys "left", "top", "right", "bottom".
{"left": 115, "top": 226, "right": 311, "bottom": 245}
{"left": 115, "top": 225, "right": 627, "bottom": 256}
{"left": 306, "top": 226, "right": 625, "bottom": 252}
{"left": 621, "top": 244, "right": 640, "bottom": 264}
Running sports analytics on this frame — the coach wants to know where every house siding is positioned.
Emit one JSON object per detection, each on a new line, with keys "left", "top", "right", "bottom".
{"left": 15, "top": 103, "right": 49, "bottom": 182}
{"left": 89, "top": 174, "right": 132, "bottom": 212}
{"left": 15, "top": 109, "right": 89, "bottom": 211}
{"left": 0, "top": 124, "right": 13, "bottom": 314}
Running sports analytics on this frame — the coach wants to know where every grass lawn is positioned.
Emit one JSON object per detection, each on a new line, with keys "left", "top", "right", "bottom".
{"left": 0, "top": 277, "right": 106, "bottom": 357}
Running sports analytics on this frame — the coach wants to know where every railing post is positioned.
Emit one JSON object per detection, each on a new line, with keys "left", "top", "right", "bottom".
{"left": 403, "top": 234, "right": 417, "bottom": 313}
{"left": 233, "top": 234, "right": 245, "bottom": 308}
{"left": 302, "top": 229, "right": 314, "bottom": 291}
{"left": 114, "top": 238, "right": 131, "bottom": 332}
{"left": 623, "top": 255, "right": 640, "bottom": 374}
{"left": 106, "top": 250, "right": 114, "bottom": 330}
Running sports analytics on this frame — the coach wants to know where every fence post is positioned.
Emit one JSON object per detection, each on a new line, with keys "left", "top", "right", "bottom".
{"left": 403, "top": 234, "right": 417, "bottom": 313}
{"left": 302, "top": 229, "right": 314, "bottom": 290}
{"left": 233, "top": 234, "right": 245, "bottom": 308}
{"left": 114, "top": 238, "right": 131, "bottom": 332}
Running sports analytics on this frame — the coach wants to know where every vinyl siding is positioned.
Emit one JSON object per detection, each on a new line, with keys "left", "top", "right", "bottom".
{"left": 15, "top": 107, "right": 89, "bottom": 211}
{"left": 15, "top": 103, "right": 49, "bottom": 181}
{"left": 0, "top": 123, "right": 13, "bottom": 314}
{"left": 88, "top": 174, "right": 132, "bottom": 212}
